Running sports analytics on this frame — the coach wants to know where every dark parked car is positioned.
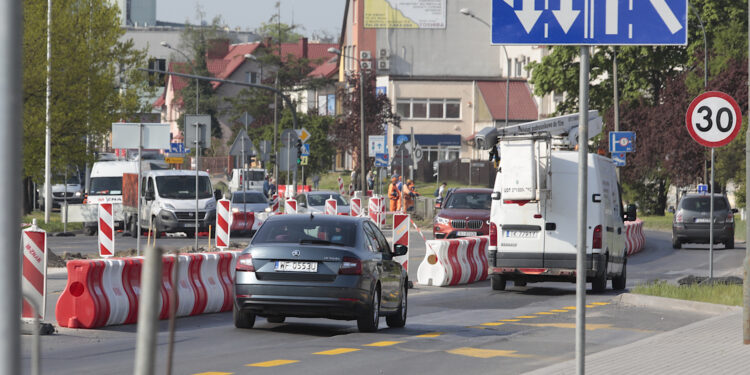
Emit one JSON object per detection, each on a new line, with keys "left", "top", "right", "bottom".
{"left": 233, "top": 214, "right": 408, "bottom": 332}
{"left": 672, "top": 193, "right": 737, "bottom": 249}
{"left": 433, "top": 188, "right": 492, "bottom": 239}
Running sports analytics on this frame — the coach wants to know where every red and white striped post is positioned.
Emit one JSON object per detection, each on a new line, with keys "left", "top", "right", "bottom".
{"left": 22, "top": 220, "right": 47, "bottom": 320}
{"left": 393, "top": 213, "right": 410, "bottom": 272}
{"left": 325, "top": 196, "right": 337, "bottom": 215}
{"left": 98, "top": 203, "right": 115, "bottom": 257}
{"left": 378, "top": 196, "right": 386, "bottom": 227}
{"left": 338, "top": 177, "right": 345, "bottom": 195}
{"left": 216, "top": 199, "right": 230, "bottom": 249}
{"left": 368, "top": 197, "right": 379, "bottom": 225}
{"left": 348, "top": 183, "right": 354, "bottom": 196}
{"left": 350, "top": 197, "right": 361, "bottom": 217}
{"left": 285, "top": 198, "right": 297, "bottom": 214}
{"left": 271, "top": 194, "right": 280, "bottom": 214}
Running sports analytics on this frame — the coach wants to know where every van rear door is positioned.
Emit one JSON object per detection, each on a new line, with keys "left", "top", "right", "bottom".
{"left": 543, "top": 152, "right": 580, "bottom": 269}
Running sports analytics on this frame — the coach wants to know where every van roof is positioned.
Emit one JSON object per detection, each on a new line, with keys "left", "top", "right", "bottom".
{"left": 91, "top": 161, "right": 139, "bottom": 176}
{"left": 147, "top": 170, "right": 210, "bottom": 177}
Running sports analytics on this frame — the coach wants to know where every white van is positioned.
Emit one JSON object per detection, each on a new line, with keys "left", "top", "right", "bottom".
{"left": 229, "top": 168, "right": 266, "bottom": 192}
{"left": 488, "top": 135, "right": 633, "bottom": 292}
{"left": 83, "top": 161, "right": 145, "bottom": 235}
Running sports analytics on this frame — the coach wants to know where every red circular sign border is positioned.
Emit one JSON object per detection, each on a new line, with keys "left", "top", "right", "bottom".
{"left": 685, "top": 91, "right": 743, "bottom": 148}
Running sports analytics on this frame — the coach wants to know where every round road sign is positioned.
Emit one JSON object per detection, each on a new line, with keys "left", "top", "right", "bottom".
{"left": 685, "top": 91, "right": 742, "bottom": 148}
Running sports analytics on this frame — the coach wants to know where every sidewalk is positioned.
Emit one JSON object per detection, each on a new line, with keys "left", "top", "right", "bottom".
{"left": 525, "top": 302, "right": 750, "bottom": 374}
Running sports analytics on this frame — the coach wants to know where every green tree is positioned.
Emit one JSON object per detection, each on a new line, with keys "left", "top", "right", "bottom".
{"left": 22, "top": 0, "right": 153, "bottom": 212}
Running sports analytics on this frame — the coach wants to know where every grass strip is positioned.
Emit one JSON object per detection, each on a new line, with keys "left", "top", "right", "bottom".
{"left": 631, "top": 280, "right": 742, "bottom": 306}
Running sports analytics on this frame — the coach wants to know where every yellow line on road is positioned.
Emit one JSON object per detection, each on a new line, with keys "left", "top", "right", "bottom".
{"left": 591, "top": 302, "right": 610, "bottom": 306}
{"left": 364, "top": 341, "right": 404, "bottom": 347}
{"left": 193, "top": 373, "right": 233, "bottom": 375}
{"left": 415, "top": 332, "right": 443, "bottom": 338}
{"left": 515, "top": 322, "right": 614, "bottom": 331}
{"left": 480, "top": 322, "right": 505, "bottom": 326}
{"left": 516, "top": 315, "right": 538, "bottom": 319}
{"left": 499, "top": 319, "right": 521, "bottom": 322}
{"left": 447, "top": 347, "right": 532, "bottom": 359}
{"left": 535, "top": 312, "right": 555, "bottom": 315}
{"left": 314, "top": 348, "right": 360, "bottom": 355}
{"left": 563, "top": 306, "right": 576, "bottom": 310}
{"left": 246, "top": 359, "right": 299, "bottom": 367}
{"left": 550, "top": 309, "right": 568, "bottom": 312}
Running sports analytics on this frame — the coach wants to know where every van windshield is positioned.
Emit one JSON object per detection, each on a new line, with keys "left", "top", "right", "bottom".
{"left": 156, "top": 176, "right": 213, "bottom": 199}
{"left": 90, "top": 177, "right": 122, "bottom": 195}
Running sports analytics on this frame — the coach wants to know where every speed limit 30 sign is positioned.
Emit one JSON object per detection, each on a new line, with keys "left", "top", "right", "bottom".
{"left": 685, "top": 91, "right": 742, "bottom": 148}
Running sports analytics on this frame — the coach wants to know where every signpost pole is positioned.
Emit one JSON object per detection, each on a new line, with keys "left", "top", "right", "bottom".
{"left": 195, "top": 123, "right": 200, "bottom": 251}
{"left": 137, "top": 123, "right": 143, "bottom": 256}
{"left": 575, "top": 46, "right": 590, "bottom": 375}
{"left": 745, "top": 0, "right": 750, "bottom": 344}
{"left": 709, "top": 147, "right": 714, "bottom": 278}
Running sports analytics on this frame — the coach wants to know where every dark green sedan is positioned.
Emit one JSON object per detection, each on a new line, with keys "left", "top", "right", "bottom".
{"left": 233, "top": 214, "right": 408, "bottom": 332}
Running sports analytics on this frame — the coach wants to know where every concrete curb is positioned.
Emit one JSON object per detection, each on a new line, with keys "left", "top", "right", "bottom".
{"left": 616, "top": 292, "right": 741, "bottom": 315}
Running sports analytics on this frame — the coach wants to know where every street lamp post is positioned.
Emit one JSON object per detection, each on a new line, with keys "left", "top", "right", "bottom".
{"left": 161, "top": 42, "right": 198, "bottom": 115}
{"left": 329, "top": 47, "right": 368, "bottom": 195}
{"left": 460, "top": 8, "right": 510, "bottom": 128}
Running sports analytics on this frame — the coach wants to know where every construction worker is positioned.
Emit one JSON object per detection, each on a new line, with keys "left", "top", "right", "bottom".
{"left": 388, "top": 177, "right": 400, "bottom": 211}
{"left": 399, "top": 179, "right": 418, "bottom": 212}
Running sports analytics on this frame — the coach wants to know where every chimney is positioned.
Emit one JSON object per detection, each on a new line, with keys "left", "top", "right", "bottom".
{"left": 298, "top": 37, "right": 308, "bottom": 58}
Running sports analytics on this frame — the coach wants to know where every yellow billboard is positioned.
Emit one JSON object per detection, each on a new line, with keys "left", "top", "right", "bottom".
{"left": 364, "top": 0, "right": 446, "bottom": 29}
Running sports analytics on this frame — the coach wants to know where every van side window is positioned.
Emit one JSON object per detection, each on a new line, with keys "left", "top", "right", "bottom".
{"left": 147, "top": 177, "right": 155, "bottom": 195}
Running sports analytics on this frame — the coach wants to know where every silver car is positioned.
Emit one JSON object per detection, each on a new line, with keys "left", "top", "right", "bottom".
{"left": 295, "top": 191, "right": 350, "bottom": 215}
{"left": 233, "top": 214, "right": 408, "bottom": 332}
{"left": 672, "top": 193, "right": 737, "bottom": 249}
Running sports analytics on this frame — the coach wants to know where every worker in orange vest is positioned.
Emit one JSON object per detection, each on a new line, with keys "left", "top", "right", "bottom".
{"left": 388, "top": 176, "right": 400, "bottom": 211}
{"left": 399, "top": 179, "right": 418, "bottom": 212}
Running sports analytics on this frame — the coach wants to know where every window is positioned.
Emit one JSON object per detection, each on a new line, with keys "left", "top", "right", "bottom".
{"left": 251, "top": 72, "right": 258, "bottom": 84}
{"left": 396, "top": 98, "right": 461, "bottom": 120}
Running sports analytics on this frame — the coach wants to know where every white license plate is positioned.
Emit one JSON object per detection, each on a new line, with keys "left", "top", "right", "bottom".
{"left": 504, "top": 230, "right": 539, "bottom": 239}
{"left": 274, "top": 261, "right": 318, "bottom": 272}
{"left": 184, "top": 223, "right": 196, "bottom": 227}
{"left": 456, "top": 231, "right": 477, "bottom": 237}
{"left": 694, "top": 218, "right": 711, "bottom": 223}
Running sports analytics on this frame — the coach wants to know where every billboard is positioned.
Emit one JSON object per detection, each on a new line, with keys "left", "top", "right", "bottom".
{"left": 365, "top": 0, "right": 446, "bottom": 29}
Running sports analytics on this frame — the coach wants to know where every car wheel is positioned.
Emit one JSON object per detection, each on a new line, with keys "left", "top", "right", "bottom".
{"left": 386, "top": 283, "right": 407, "bottom": 328}
{"left": 84, "top": 226, "right": 97, "bottom": 236}
{"left": 129, "top": 217, "right": 139, "bottom": 236}
{"left": 514, "top": 280, "right": 527, "bottom": 287}
{"left": 233, "top": 303, "right": 255, "bottom": 329}
{"left": 357, "top": 287, "right": 380, "bottom": 332}
{"left": 267, "top": 316, "right": 285, "bottom": 324}
{"left": 724, "top": 238, "right": 735, "bottom": 249}
{"left": 491, "top": 275, "right": 506, "bottom": 291}
{"left": 671, "top": 236, "right": 681, "bottom": 249}
{"left": 612, "top": 261, "right": 627, "bottom": 291}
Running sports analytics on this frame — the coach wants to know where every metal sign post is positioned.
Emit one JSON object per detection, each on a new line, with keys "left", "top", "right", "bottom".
{"left": 185, "top": 114, "right": 211, "bottom": 251}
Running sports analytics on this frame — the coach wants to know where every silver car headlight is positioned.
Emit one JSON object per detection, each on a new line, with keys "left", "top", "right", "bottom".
{"left": 435, "top": 216, "right": 449, "bottom": 225}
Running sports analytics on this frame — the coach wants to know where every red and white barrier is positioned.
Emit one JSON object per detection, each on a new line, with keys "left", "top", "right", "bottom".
{"left": 392, "top": 214, "right": 410, "bottom": 272}
{"left": 216, "top": 199, "right": 230, "bottom": 249}
{"left": 98, "top": 203, "right": 115, "bottom": 257}
{"left": 350, "top": 198, "right": 361, "bottom": 217}
{"left": 230, "top": 212, "right": 263, "bottom": 233}
{"left": 378, "top": 197, "right": 386, "bottom": 227}
{"left": 271, "top": 194, "right": 280, "bottom": 214}
{"left": 325, "top": 196, "right": 337, "bottom": 215}
{"left": 417, "top": 236, "right": 489, "bottom": 287}
{"left": 55, "top": 250, "right": 242, "bottom": 329}
{"left": 284, "top": 198, "right": 297, "bottom": 214}
{"left": 337, "top": 177, "right": 345, "bottom": 195}
{"left": 368, "top": 197, "right": 379, "bottom": 224}
{"left": 22, "top": 222, "right": 47, "bottom": 320}
{"left": 625, "top": 219, "right": 645, "bottom": 255}
{"left": 348, "top": 183, "right": 354, "bottom": 196}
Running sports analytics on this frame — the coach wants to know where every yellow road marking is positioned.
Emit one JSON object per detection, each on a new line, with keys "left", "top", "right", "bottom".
{"left": 591, "top": 302, "right": 610, "bottom": 306}
{"left": 586, "top": 304, "right": 595, "bottom": 308}
{"left": 314, "top": 348, "right": 360, "bottom": 355}
{"left": 246, "top": 359, "right": 299, "bottom": 367}
{"left": 365, "top": 341, "right": 404, "bottom": 347}
{"left": 550, "top": 309, "right": 569, "bottom": 313}
{"left": 563, "top": 306, "right": 576, "bottom": 310}
{"left": 480, "top": 322, "right": 505, "bottom": 326}
{"left": 415, "top": 332, "right": 443, "bottom": 338}
{"left": 193, "top": 373, "right": 233, "bottom": 375}
{"left": 499, "top": 319, "right": 521, "bottom": 322}
{"left": 515, "top": 322, "right": 614, "bottom": 331}
{"left": 447, "top": 347, "right": 532, "bottom": 359}
{"left": 535, "top": 312, "right": 555, "bottom": 315}
{"left": 516, "top": 315, "right": 538, "bottom": 319}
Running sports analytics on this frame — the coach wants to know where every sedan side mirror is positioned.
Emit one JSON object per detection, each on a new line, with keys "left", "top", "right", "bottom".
{"left": 393, "top": 244, "right": 408, "bottom": 256}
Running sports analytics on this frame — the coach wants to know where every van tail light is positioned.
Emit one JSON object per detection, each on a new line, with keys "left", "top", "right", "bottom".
{"left": 592, "top": 225, "right": 602, "bottom": 249}
{"left": 504, "top": 200, "right": 530, "bottom": 206}
{"left": 236, "top": 253, "right": 255, "bottom": 272}
{"left": 489, "top": 222, "right": 498, "bottom": 247}
{"left": 726, "top": 212, "right": 734, "bottom": 223}
{"left": 339, "top": 257, "right": 362, "bottom": 275}
{"left": 675, "top": 212, "right": 683, "bottom": 223}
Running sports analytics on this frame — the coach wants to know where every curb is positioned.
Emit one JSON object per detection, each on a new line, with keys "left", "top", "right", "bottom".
{"left": 616, "top": 292, "right": 741, "bottom": 315}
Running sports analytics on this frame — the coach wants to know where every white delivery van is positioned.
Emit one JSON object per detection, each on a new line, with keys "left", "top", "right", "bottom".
{"left": 229, "top": 168, "right": 266, "bottom": 192}
{"left": 487, "top": 113, "right": 634, "bottom": 292}
{"left": 83, "top": 161, "right": 147, "bottom": 235}
{"left": 126, "top": 170, "right": 216, "bottom": 238}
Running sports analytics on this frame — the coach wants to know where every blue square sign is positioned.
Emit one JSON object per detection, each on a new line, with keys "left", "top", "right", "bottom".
{"left": 611, "top": 152, "right": 626, "bottom": 167}
{"left": 697, "top": 184, "right": 708, "bottom": 194}
{"left": 609, "top": 131, "right": 635, "bottom": 153}
{"left": 374, "top": 153, "right": 389, "bottom": 167}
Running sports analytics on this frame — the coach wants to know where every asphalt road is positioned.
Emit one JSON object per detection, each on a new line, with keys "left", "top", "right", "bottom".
{"left": 23, "top": 229, "right": 745, "bottom": 375}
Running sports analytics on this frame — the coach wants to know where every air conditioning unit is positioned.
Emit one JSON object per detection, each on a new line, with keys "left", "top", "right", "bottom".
{"left": 379, "top": 48, "right": 389, "bottom": 58}
{"left": 378, "top": 60, "right": 389, "bottom": 70}
{"left": 360, "top": 50, "right": 371, "bottom": 60}
{"left": 360, "top": 60, "right": 372, "bottom": 70}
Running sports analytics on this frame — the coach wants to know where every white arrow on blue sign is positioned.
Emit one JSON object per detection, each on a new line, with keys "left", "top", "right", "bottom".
{"left": 491, "top": 0, "right": 687, "bottom": 45}
{"left": 609, "top": 131, "right": 635, "bottom": 153}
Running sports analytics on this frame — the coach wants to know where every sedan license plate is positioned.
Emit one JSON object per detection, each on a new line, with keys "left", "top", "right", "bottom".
{"left": 456, "top": 231, "right": 477, "bottom": 237}
{"left": 694, "top": 218, "right": 711, "bottom": 223}
{"left": 504, "top": 230, "right": 539, "bottom": 239}
{"left": 274, "top": 261, "right": 318, "bottom": 272}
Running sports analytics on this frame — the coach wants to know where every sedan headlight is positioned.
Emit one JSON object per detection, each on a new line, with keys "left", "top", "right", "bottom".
{"left": 205, "top": 201, "right": 216, "bottom": 210}
{"left": 232, "top": 207, "right": 240, "bottom": 213}
{"left": 160, "top": 201, "right": 175, "bottom": 210}
{"left": 435, "top": 216, "right": 449, "bottom": 225}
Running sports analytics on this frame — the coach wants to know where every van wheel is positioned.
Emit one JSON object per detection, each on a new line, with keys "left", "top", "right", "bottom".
{"left": 724, "top": 238, "right": 734, "bottom": 249}
{"left": 612, "top": 261, "right": 627, "bottom": 291}
{"left": 129, "top": 217, "right": 139, "bottom": 236}
{"left": 591, "top": 270, "right": 607, "bottom": 293}
{"left": 671, "top": 236, "right": 681, "bottom": 249}
{"left": 84, "top": 226, "right": 97, "bottom": 236}
{"left": 491, "top": 275, "right": 506, "bottom": 291}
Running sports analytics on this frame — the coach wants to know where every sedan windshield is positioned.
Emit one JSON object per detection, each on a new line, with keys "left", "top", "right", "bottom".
{"left": 232, "top": 192, "right": 267, "bottom": 204}
{"left": 156, "top": 176, "right": 213, "bottom": 199}
{"left": 444, "top": 192, "right": 491, "bottom": 210}
{"left": 307, "top": 194, "right": 347, "bottom": 206}
{"left": 252, "top": 218, "right": 357, "bottom": 247}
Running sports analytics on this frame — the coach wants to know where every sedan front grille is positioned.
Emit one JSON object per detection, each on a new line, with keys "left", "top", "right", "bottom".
{"left": 451, "top": 219, "right": 466, "bottom": 228}
{"left": 468, "top": 220, "right": 484, "bottom": 230}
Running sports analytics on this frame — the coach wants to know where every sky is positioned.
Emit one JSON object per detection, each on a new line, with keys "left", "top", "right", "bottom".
{"left": 156, "top": 0, "right": 347, "bottom": 39}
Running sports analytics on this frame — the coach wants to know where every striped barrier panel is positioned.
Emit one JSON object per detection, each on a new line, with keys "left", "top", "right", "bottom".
{"left": 417, "top": 236, "right": 489, "bottom": 287}
{"left": 325, "top": 197, "right": 337, "bottom": 215}
{"left": 98, "top": 203, "right": 114, "bottom": 257}
{"left": 337, "top": 177, "right": 344, "bottom": 195}
{"left": 392, "top": 214, "right": 410, "bottom": 272}
{"left": 55, "top": 250, "right": 241, "bottom": 329}
{"left": 216, "top": 199, "right": 230, "bottom": 249}
{"left": 230, "top": 212, "right": 263, "bottom": 233}
{"left": 625, "top": 219, "right": 645, "bottom": 255}
{"left": 350, "top": 198, "right": 361, "bottom": 217}
{"left": 284, "top": 199, "right": 297, "bottom": 214}
{"left": 271, "top": 194, "right": 279, "bottom": 214}
{"left": 22, "top": 224, "right": 47, "bottom": 320}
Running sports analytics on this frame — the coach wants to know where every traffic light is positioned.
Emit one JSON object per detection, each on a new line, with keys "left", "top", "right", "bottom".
{"left": 296, "top": 139, "right": 303, "bottom": 164}
{"left": 270, "top": 154, "right": 276, "bottom": 164}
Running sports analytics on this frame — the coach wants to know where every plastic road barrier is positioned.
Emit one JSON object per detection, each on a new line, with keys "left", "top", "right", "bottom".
{"left": 392, "top": 214, "right": 410, "bottom": 272}
{"left": 22, "top": 223, "right": 47, "bottom": 320}
{"left": 98, "top": 203, "right": 115, "bottom": 257}
{"left": 55, "top": 251, "right": 241, "bottom": 329}
{"left": 271, "top": 194, "right": 280, "bottom": 214}
{"left": 338, "top": 177, "right": 345, "bottom": 195}
{"left": 625, "top": 219, "right": 646, "bottom": 255}
{"left": 368, "top": 197, "right": 380, "bottom": 226}
{"left": 378, "top": 197, "right": 386, "bottom": 227}
{"left": 216, "top": 199, "right": 230, "bottom": 249}
{"left": 230, "top": 212, "right": 262, "bottom": 233}
{"left": 417, "top": 236, "right": 489, "bottom": 287}
{"left": 325, "top": 197, "right": 337, "bottom": 215}
{"left": 350, "top": 198, "right": 361, "bottom": 217}
{"left": 348, "top": 183, "right": 354, "bottom": 196}
{"left": 284, "top": 199, "right": 297, "bottom": 214}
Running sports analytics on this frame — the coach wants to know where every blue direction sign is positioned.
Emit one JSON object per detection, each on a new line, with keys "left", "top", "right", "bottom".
{"left": 167, "top": 142, "right": 189, "bottom": 154}
{"left": 374, "top": 153, "right": 389, "bottom": 167}
{"left": 611, "top": 152, "right": 626, "bottom": 167}
{"left": 301, "top": 143, "right": 310, "bottom": 156}
{"left": 697, "top": 184, "right": 708, "bottom": 194}
{"left": 492, "top": 0, "right": 687, "bottom": 45}
{"left": 609, "top": 131, "right": 635, "bottom": 153}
